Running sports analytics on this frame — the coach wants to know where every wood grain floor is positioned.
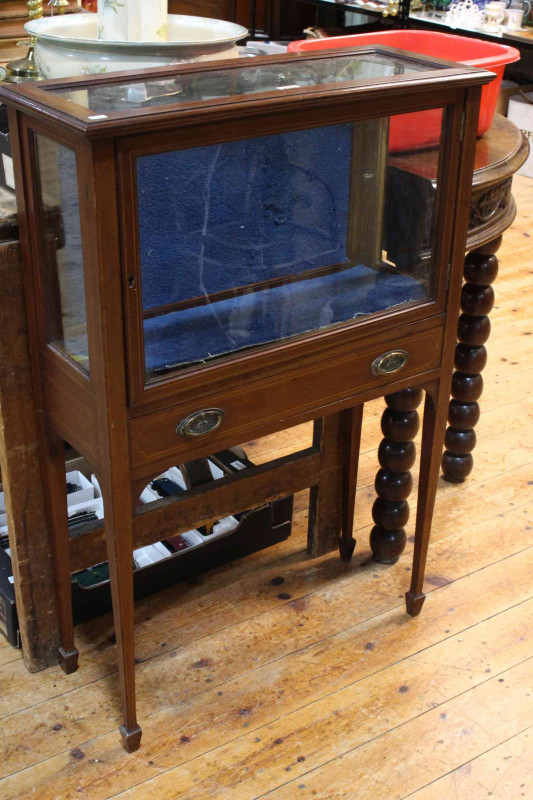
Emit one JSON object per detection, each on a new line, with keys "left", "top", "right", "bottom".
{"left": 0, "top": 175, "right": 531, "bottom": 800}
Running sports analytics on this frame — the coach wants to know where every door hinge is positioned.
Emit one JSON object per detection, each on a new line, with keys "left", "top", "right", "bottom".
{"left": 460, "top": 111, "right": 466, "bottom": 142}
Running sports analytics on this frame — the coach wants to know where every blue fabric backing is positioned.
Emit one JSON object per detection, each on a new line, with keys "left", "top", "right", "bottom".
{"left": 144, "top": 264, "right": 425, "bottom": 373}
{"left": 137, "top": 125, "right": 353, "bottom": 310}
{"left": 136, "top": 124, "right": 426, "bottom": 375}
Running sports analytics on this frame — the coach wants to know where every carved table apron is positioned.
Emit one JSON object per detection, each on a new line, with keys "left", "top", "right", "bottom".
{"left": 0, "top": 114, "right": 528, "bottom": 669}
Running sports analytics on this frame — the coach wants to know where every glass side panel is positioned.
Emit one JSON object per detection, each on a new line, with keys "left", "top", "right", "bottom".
{"left": 54, "top": 52, "right": 438, "bottom": 114}
{"left": 35, "top": 135, "right": 89, "bottom": 373}
{"left": 137, "top": 110, "right": 443, "bottom": 383}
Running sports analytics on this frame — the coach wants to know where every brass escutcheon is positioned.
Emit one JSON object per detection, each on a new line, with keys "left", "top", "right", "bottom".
{"left": 371, "top": 349, "right": 409, "bottom": 376}
{"left": 177, "top": 408, "right": 225, "bottom": 438}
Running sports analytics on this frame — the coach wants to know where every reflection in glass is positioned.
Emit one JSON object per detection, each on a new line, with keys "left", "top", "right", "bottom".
{"left": 35, "top": 135, "right": 89, "bottom": 372}
{"left": 137, "top": 115, "right": 440, "bottom": 382}
{"left": 55, "top": 52, "right": 437, "bottom": 114}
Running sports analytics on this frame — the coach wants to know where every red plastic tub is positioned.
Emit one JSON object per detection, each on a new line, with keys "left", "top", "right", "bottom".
{"left": 288, "top": 31, "right": 520, "bottom": 152}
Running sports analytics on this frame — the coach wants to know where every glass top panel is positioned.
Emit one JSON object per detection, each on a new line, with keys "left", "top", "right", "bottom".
{"left": 53, "top": 52, "right": 439, "bottom": 114}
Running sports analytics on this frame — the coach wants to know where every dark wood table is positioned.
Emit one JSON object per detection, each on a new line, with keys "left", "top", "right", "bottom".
{"left": 0, "top": 114, "right": 528, "bottom": 672}
{"left": 370, "top": 114, "right": 529, "bottom": 564}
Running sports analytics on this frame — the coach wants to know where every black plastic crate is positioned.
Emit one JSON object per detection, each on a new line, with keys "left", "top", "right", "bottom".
{"left": 0, "top": 448, "right": 293, "bottom": 641}
{"left": 0, "top": 105, "right": 14, "bottom": 194}
{"left": 72, "top": 495, "right": 292, "bottom": 624}
{"left": 0, "top": 547, "right": 19, "bottom": 648}
{"left": 70, "top": 448, "right": 293, "bottom": 624}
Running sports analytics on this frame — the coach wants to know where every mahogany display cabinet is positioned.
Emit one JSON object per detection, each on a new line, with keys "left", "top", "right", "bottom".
{"left": 0, "top": 47, "right": 492, "bottom": 751}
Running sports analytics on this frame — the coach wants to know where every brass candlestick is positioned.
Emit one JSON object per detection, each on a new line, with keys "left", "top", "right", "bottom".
{"left": 4, "top": 2, "right": 43, "bottom": 82}
{"left": 4, "top": 39, "right": 41, "bottom": 82}
{"left": 382, "top": 0, "right": 398, "bottom": 17}
{"left": 50, "top": 0, "right": 70, "bottom": 13}
{"left": 27, "top": 1, "right": 44, "bottom": 20}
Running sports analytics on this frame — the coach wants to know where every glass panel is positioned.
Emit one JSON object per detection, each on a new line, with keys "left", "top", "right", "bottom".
{"left": 54, "top": 52, "right": 439, "bottom": 114}
{"left": 137, "top": 111, "right": 442, "bottom": 382}
{"left": 35, "top": 135, "right": 89, "bottom": 372}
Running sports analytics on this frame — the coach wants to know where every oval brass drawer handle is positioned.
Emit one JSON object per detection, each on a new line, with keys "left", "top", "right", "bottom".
{"left": 371, "top": 349, "right": 409, "bottom": 377}
{"left": 177, "top": 408, "right": 225, "bottom": 438}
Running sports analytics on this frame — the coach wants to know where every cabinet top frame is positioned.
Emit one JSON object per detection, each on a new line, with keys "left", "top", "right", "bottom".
{"left": 0, "top": 46, "right": 493, "bottom": 138}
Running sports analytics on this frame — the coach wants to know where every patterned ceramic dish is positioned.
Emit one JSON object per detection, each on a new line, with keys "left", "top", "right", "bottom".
{"left": 25, "top": 13, "right": 248, "bottom": 79}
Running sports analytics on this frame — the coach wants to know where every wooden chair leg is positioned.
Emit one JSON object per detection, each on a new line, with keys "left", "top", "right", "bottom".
{"left": 307, "top": 413, "right": 344, "bottom": 557}
{"left": 339, "top": 406, "right": 364, "bottom": 562}
{"left": 100, "top": 474, "right": 142, "bottom": 753}
{"left": 308, "top": 407, "right": 364, "bottom": 560}
{"left": 43, "top": 428, "right": 78, "bottom": 674}
{"left": 406, "top": 380, "right": 449, "bottom": 617}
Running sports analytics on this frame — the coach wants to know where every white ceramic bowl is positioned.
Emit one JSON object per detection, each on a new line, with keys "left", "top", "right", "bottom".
{"left": 25, "top": 14, "right": 248, "bottom": 79}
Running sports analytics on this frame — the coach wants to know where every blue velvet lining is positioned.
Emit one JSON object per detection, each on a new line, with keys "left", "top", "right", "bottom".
{"left": 144, "top": 264, "right": 425, "bottom": 373}
{"left": 137, "top": 125, "right": 353, "bottom": 310}
{"left": 136, "top": 124, "right": 427, "bottom": 375}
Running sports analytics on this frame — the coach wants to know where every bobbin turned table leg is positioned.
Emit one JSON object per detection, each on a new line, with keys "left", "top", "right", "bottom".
{"left": 371, "top": 388, "right": 423, "bottom": 564}
{"left": 442, "top": 236, "right": 501, "bottom": 483}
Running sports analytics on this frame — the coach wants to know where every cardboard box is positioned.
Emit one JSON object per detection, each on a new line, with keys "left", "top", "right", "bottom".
{"left": 66, "top": 470, "right": 94, "bottom": 507}
{"left": 496, "top": 80, "right": 519, "bottom": 117}
{"left": 507, "top": 90, "right": 533, "bottom": 177}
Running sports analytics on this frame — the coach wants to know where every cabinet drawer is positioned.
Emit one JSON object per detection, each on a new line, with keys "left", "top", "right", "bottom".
{"left": 129, "top": 324, "right": 443, "bottom": 474}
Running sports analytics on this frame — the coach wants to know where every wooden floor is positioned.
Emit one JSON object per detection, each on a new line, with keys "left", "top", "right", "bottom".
{"left": 1, "top": 176, "right": 532, "bottom": 800}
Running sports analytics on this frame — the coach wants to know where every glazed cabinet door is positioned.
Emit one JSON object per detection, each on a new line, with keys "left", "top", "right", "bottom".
{"left": 122, "top": 106, "right": 448, "bottom": 404}
{"left": 28, "top": 128, "right": 92, "bottom": 377}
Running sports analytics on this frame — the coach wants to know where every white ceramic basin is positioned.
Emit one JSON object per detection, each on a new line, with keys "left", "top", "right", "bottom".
{"left": 25, "top": 14, "right": 248, "bottom": 79}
